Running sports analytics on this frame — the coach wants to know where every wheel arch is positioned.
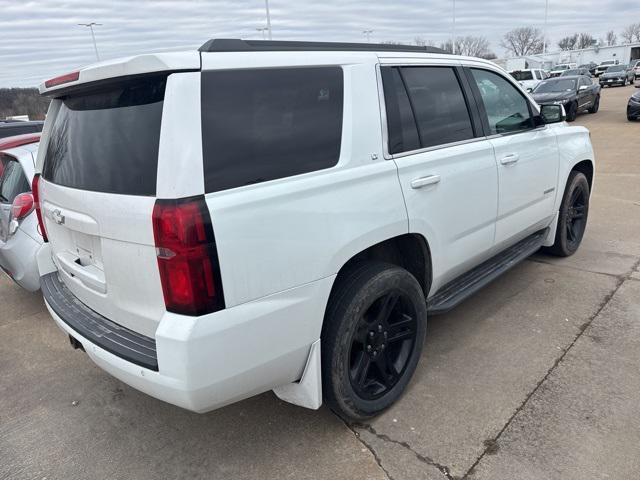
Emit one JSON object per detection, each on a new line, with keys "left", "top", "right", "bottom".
{"left": 326, "top": 233, "right": 433, "bottom": 305}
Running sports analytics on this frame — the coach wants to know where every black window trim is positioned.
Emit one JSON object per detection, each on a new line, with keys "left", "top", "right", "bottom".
{"left": 464, "top": 66, "right": 544, "bottom": 138}
{"left": 377, "top": 63, "right": 485, "bottom": 159}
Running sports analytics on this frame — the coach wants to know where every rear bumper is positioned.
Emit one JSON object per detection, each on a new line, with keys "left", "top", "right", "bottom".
{"left": 42, "top": 267, "right": 334, "bottom": 413}
{"left": 0, "top": 227, "right": 41, "bottom": 292}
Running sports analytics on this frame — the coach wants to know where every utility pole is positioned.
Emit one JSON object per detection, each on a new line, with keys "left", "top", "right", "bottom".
{"left": 264, "top": 0, "right": 272, "bottom": 40}
{"left": 452, "top": 0, "right": 456, "bottom": 54}
{"left": 363, "top": 30, "right": 373, "bottom": 43}
{"left": 543, "top": 0, "right": 549, "bottom": 55}
{"left": 78, "top": 22, "right": 102, "bottom": 61}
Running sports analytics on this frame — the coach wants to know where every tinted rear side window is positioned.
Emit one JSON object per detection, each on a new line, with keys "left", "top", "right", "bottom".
{"left": 201, "top": 67, "right": 343, "bottom": 193}
{"left": 400, "top": 67, "right": 475, "bottom": 149}
{"left": 42, "top": 76, "right": 166, "bottom": 196}
{"left": 381, "top": 67, "right": 420, "bottom": 154}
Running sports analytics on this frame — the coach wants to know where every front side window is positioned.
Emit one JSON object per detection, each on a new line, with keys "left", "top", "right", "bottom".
{"left": 201, "top": 67, "right": 343, "bottom": 193}
{"left": 471, "top": 69, "right": 533, "bottom": 135}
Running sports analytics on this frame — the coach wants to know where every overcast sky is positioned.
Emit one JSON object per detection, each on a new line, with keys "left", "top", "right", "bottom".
{"left": 1, "top": 0, "right": 638, "bottom": 87}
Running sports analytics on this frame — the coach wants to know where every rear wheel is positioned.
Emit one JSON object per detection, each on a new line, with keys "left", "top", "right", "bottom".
{"left": 588, "top": 95, "right": 600, "bottom": 114}
{"left": 322, "top": 262, "right": 427, "bottom": 421}
{"left": 545, "top": 171, "right": 590, "bottom": 257}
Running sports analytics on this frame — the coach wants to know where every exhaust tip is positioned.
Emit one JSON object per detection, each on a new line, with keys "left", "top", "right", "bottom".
{"left": 68, "top": 335, "right": 85, "bottom": 352}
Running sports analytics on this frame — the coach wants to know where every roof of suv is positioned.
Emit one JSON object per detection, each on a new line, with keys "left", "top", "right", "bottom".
{"left": 39, "top": 38, "right": 498, "bottom": 97}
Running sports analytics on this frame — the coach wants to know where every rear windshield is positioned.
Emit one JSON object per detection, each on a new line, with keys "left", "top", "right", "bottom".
{"left": 510, "top": 71, "right": 533, "bottom": 81}
{"left": 201, "top": 67, "right": 343, "bottom": 193}
{"left": 42, "top": 76, "right": 166, "bottom": 196}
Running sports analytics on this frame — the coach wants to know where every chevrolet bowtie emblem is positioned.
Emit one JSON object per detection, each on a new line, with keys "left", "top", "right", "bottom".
{"left": 51, "top": 209, "right": 65, "bottom": 225}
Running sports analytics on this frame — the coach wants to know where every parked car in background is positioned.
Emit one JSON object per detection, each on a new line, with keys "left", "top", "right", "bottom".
{"left": 628, "top": 88, "right": 640, "bottom": 121}
{"left": 599, "top": 65, "right": 635, "bottom": 87}
{"left": 579, "top": 62, "right": 598, "bottom": 76}
{"left": 0, "top": 133, "right": 43, "bottom": 292}
{"left": 594, "top": 60, "right": 618, "bottom": 77}
{"left": 561, "top": 68, "right": 592, "bottom": 78}
{"left": 35, "top": 39, "right": 594, "bottom": 421}
{"left": 532, "top": 75, "right": 601, "bottom": 121}
{"left": 549, "top": 63, "right": 577, "bottom": 78}
{"left": 630, "top": 60, "right": 640, "bottom": 79}
{"left": 509, "top": 68, "right": 547, "bottom": 91}
{"left": 0, "top": 120, "right": 44, "bottom": 140}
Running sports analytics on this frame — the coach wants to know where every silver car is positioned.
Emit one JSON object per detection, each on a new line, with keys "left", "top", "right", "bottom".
{"left": 0, "top": 134, "right": 43, "bottom": 291}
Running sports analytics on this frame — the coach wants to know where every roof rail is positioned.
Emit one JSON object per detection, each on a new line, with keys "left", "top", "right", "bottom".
{"left": 198, "top": 38, "right": 446, "bottom": 54}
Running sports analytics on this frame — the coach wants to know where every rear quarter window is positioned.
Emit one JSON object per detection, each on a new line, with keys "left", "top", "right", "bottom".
{"left": 42, "top": 76, "right": 166, "bottom": 196}
{"left": 201, "top": 66, "right": 344, "bottom": 193}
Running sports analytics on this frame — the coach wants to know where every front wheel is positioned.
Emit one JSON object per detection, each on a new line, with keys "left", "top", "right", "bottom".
{"left": 588, "top": 95, "right": 600, "bottom": 114}
{"left": 565, "top": 101, "right": 578, "bottom": 122}
{"left": 545, "top": 171, "right": 590, "bottom": 257}
{"left": 322, "top": 262, "right": 427, "bottom": 421}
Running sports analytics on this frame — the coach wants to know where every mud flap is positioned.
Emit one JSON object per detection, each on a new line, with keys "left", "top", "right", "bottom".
{"left": 272, "top": 339, "right": 322, "bottom": 410}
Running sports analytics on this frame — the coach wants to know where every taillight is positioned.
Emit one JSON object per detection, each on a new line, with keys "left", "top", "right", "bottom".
{"left": 11, "top": 192, "right": 34, "bottom": 220}
{"left": 152, "top": 196, "right": 225, "bottom": 316}
{"left": 31, "top": 174, "right": 48, "bottom": 241}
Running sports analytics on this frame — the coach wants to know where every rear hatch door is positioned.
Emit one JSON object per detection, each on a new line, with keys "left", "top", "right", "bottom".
{"left": 39, "top": 74, "right": 170, "bottom": 337}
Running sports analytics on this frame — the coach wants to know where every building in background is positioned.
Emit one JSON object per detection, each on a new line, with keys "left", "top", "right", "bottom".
{"left": 497, "top": 42, "right": 640, "bottom": 71}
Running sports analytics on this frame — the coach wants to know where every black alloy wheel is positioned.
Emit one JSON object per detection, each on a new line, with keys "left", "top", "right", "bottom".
{"left": 349, "top": 290, "right": 418, "bottom": 400}
{"left": 565, "top": 181, "right": 587, "bottom": 250}
{"left": 545, "top": 171, "right": 590, "bottom": 257}
{"left": 322, "top": 261, "right": 427, "bottom": 421}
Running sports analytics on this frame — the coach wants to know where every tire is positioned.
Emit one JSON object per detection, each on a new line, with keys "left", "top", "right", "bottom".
{"left": 588, "top": 95, "right": 600, "bottom": 114}
{"left": 322, "top": 261, "right": 427, "bottom": 421}
{"left": 565, "top": 101, "right": 578, "bottom": 122}
{"left": 545, "top": 171, "right": 590, "bottom": 257}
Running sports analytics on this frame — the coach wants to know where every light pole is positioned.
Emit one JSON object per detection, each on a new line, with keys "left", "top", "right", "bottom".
{"left": 542, "top": 0, "right": 549, "bottom": 55}
{"left": 264, "top": 0, "right": 272, "bottom": 40}
{"left": 363, "top": 30, "right": 373, "bottom": 43}
{"left": 256, "top": 27, "right": 268, "bottom": 40}
{"left": 78, "top": 22, "right": 102, "bottom": 61}
{"left": 452, "top": 0, "right": 456, "bottom": 54}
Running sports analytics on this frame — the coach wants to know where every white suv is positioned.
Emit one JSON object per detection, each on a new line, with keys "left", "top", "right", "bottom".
{"left": 35, "top": 39, "right": 594, "bottom": 421}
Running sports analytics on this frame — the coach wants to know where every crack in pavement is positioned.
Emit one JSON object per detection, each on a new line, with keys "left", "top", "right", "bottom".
{"left": 344, "top": 419, "right": 456, "bottom": 480}
{"left": 338, "top": 417, "right": 396, "bottom": 480}
{"left": 461, "top": 256, "right": 640, "bottom": 479}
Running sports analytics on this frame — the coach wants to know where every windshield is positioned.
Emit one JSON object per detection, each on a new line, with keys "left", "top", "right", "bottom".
{"left": 534, "top": 79, "right": 576, "bottom": 93}
{"left": 554, "top": 65, "right": 570, "bottom": 70}
{"left": 562, "top": 69, "right": 581, "bottom": 76}
{"left": 605, "top": 66, "right": 625, "bottom": 73}
{"left": 510, "top": 71, "right": 534, "bottom": 81}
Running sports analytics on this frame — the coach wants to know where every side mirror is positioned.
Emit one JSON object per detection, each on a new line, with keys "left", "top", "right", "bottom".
{"left": 540, "top": 104, "right": 565, "bottom": 124}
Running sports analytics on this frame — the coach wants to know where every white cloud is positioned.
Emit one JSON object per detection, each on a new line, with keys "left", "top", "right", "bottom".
{"left": 0, "top": 0, "right": 637, "bottom": 87}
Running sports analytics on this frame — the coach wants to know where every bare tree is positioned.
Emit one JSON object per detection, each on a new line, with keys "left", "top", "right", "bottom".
{"left": 576, "top": 33, "right": 596, "bottom": 49}
{"left": 501, "top": 27, "right": 544, "bottom": 56}
{"left": 457, "top": 36, "right": 493, "bottom": 57}
{"left": 605, "top": 30, "right": 617, "bottom": 46}
{"left": 414, "top": 36, "right": 436, "bottom": 47}
{"left": 558, "top": 34, "right": 578, "bottom": 51}
{"left": 621, "top": 23, "right": 640, "bottom": 43}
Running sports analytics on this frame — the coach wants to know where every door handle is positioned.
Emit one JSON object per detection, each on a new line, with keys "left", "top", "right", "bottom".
{"left": 500, "top": 153, "right": 520, "bottom": 165}
{"left": 411, "top": 175, "right": 441, "bottom": 189}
